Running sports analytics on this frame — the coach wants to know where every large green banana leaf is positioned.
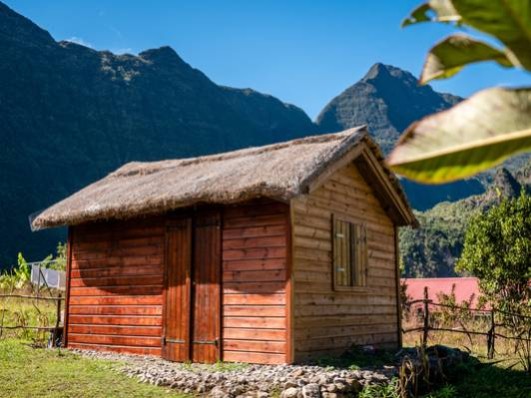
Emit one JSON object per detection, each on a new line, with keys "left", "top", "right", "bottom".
{"left": 420, "top": 34, "right": 513, "bottom": 83}
{"left": 387, "top": 87, "right": 531, "bottom": 184}
{"left": 452, "top": 0, "right": 531, "bottom": 70}
{"left": 403, "top": 0, "right": 531, "bottom": 71}
{"left": 402, "top": 0, "right": 459, "bottom": 26}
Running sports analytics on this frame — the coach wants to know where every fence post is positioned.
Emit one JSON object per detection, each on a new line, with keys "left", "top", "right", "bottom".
{"left": 53, "top": 293, "right": 62, "bottom": 347}
{"left": 422, "top": 286, "right": 429, "bottom": 349}
{"left": 487, "top": 309, "right": 495, "bottom": 359}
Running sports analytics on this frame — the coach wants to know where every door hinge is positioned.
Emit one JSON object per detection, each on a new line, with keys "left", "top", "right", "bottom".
{"left": 163, "top": 337, "right": 186, "bottom": 345}
{"left": 192, "top": 338, "right": 219, "bottom": 347}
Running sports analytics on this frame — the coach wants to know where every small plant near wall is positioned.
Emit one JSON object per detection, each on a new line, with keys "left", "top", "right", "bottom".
{"left": 0, "top": 252, "right": 30, "bottom": 292}
{"left": 40, "top": 242, "right": 67, "bottom": 271}
{"left": 359, "top": 379, "right": 401, "bottom": 398}
{"left": 0, "top": 242, "right": 66, "bottom": 293}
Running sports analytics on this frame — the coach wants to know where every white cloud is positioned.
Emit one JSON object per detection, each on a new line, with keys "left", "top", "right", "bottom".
{"left": 66, "top": 36, "right": 94, "bottom": 49}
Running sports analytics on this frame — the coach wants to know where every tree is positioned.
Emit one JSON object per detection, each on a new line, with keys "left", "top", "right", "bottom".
{"left": 457, "top": 193, "right": 530, "bottom": 304}
{"left": 457, "top": 193, "right": 531, "bottom": 371}
{"left": 387, "top": 0, "right": 531, "bottom": 183}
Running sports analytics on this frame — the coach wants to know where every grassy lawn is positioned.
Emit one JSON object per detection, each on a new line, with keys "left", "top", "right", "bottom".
{"left": 450, "top": 358, "right": 531, "bottom": 398}
{"left": 0, "top": 339, "right": 187, "bottom": 398}
{"left": 0, "top": 337, "right": 529, "bottom": 398}
{"left": 403, "top": 324, "right": 530, "bottom": 397}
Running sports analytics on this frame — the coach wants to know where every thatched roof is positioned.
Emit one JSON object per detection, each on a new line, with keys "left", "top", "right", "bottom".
{"left": 31, "top": 127, "right": 417, "bottom": 230}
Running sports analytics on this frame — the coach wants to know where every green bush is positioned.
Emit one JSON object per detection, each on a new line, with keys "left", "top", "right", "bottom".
{"left": 458, "top": 193, "right": 531, "bottom": 372}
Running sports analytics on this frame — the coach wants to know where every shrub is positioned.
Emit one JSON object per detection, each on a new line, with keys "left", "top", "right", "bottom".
{"left": 457, "top": 193, "right": 531, "bottom": 372}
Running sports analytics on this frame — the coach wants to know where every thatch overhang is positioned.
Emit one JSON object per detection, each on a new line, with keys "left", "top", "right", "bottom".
{"left": 31, "top": 126, "right": 418, "bottom": 230}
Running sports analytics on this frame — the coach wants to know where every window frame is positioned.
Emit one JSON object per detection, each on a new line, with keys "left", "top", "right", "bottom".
{"left": 331, "top": 215, "right": 368, "bottom": 292}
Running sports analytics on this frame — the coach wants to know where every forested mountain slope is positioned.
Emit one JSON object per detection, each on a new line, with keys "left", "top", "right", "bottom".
{"left": 0, "top": 1, "right": 315, "bottom": 266}
{"left": 400, "top": 166, "right": 530, "bottom": 277}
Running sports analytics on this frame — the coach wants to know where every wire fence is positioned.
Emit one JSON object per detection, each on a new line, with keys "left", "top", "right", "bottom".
{"left": 0, "top": 262, "right": 65, "bottom": 346}
{"left": 0, "top": 293, "right": 64, "bottom": 346}
{"left": 402, "top": 286, "right": 531, "bottom": 359}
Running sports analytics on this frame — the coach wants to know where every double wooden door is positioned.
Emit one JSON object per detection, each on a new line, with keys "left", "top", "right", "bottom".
{"left": 162, "top": 210, "right": 221, "bottom": 363}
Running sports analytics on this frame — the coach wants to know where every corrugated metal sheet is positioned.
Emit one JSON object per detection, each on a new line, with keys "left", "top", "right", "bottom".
{"left": 401, "top": 277, "right": 484, "bottom": 308}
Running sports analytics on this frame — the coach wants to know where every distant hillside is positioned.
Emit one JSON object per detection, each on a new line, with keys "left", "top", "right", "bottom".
{"left": 400, "top": 164, "right": 531, "bottom": 277}
{"left": 0, "top": 1, "right": 315, "bottom": 267}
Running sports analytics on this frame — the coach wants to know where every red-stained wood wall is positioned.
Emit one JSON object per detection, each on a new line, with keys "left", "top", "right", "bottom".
{"left": 65, "top": 200, "right": 290, "bottom": 364}
{"left": 221, "top": 200, "right": 290, "bottom": 364}
{"left": 66, "top": 217, "right": 166, "bottom": 355}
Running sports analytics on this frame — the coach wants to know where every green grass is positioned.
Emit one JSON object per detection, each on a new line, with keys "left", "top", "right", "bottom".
{"left": 0, "top": 339, "right": 188, "bottom": 398}
{"left": 449, "top": 357, "right": 530, "bottom": 398}
{"left": 0, "top": 296, "right": 58, "bottom": 341}
{"left": 1, "top": 335, "right": 528, "bottom": 398}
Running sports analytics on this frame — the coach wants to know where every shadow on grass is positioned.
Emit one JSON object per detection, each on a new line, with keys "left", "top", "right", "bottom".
{"left": 310, "top": 346, "right": 530, "bottom": 398}
{"left": 309, "top": 346, "right": 397, "bottom": 370}
{"left": 449, "top": 357, "right": 530, "bottom": 398}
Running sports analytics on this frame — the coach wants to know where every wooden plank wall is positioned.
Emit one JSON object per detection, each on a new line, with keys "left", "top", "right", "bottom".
{"left": 291, "top": 163, "right": 399, "bottom": 361}
{"left": 221, "top": 200, "right": 289, "bottom": 364}
{"left": 67, "top": 217, "right": 165, "bottom": 355}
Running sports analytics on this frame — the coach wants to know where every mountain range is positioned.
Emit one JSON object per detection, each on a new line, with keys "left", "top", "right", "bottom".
{"left": 0, "top": 1, "right": 524, "bottom": 272}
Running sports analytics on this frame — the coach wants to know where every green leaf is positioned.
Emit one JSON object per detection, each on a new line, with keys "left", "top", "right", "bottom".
{"left": 402, "top": 3, "right": 432, "bottom": 27}
{"left": 386, "top": 87, "right": 531, "bottom": 184}
{"left": 452, "top": 0, "right": 531, "bottom": 70}
{"left": 420, "top": 34, "right": 514, "bottom": 83}
{"left": 402, "top": 0, "right": 460, "bottom": 27}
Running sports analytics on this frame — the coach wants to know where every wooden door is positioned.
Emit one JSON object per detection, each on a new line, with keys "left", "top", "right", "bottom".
{"left": 191, "top": 210, "right": 221, "bottom": 363}
{"left": 162, "top": 218, "right": 192, "bottom": 361}
{"left": 162, "top": 211, "right": 221, "bottom": 363}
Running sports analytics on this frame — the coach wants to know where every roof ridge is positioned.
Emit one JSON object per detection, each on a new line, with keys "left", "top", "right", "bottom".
{"left": 113, "top": 126, "right": 367, "bottom": 178}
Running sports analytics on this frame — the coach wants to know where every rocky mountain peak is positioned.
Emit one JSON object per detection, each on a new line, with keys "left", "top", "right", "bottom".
{"left": 361, "top": 63, "right": 409, "bottom": 83}
{"left": 317, "top": 63, "right": 462, "bottom": 153}
{"left": 139, "top": 46, "right": 186, "bottom": 65}
{"left": 316, "top": 63, "right": 484, "bottom": 211}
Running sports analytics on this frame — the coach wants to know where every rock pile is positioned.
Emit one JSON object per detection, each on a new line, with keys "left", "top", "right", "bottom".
{"left": 74, "top": 350, "right": 395, "bottom": 397}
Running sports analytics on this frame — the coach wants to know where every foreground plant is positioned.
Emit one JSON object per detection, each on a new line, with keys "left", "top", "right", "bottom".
{"left": 359, "top": 378, "right": 401, "bottom": 398}
{"left": 0, "top": 253, "right": 30, "bottom": 292}
{"left": 387, "top": 0, "right": 531, "bottom": 183}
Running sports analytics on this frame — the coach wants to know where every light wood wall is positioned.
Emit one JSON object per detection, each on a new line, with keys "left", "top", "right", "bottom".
{"left": 291, "top": 162, "right": 399, "bottom": 361}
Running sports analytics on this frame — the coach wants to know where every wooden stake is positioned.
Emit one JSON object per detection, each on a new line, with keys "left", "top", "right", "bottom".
{"left": 422, "top": 286, "right": 429, "bottom": 349}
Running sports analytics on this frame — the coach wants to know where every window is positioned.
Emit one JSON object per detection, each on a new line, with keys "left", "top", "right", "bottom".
{"left": 332, "top": 216, "right": 368, "bottom": 290}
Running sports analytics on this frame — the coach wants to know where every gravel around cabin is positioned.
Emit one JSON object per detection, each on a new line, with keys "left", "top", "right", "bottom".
{"left": 75, "top": 349, "right": 396, "bottom": 398}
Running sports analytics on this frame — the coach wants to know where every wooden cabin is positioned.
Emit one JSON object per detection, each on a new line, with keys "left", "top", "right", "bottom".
{"left": 32, "top": 127, "right": 417, "bottom": 364}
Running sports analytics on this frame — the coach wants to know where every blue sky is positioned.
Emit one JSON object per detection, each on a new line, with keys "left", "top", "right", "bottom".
{"left": 6, "top": 0, "right": 530, "bottom": 119}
